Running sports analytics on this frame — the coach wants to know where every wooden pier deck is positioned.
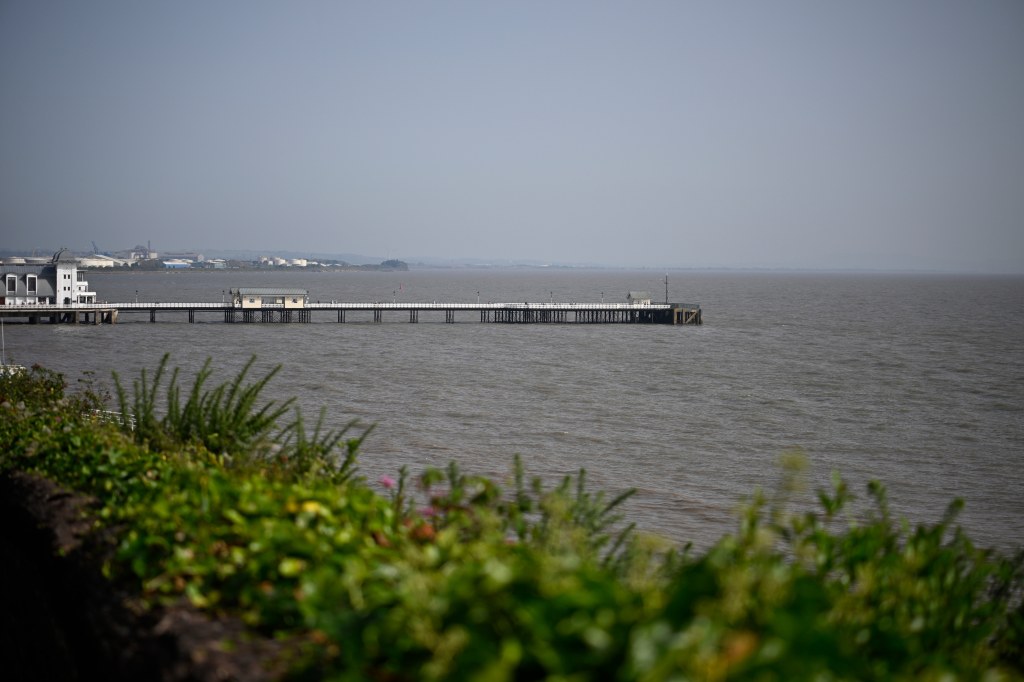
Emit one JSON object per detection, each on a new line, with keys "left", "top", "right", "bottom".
{"left": 0, "top": 301, "right": 702, "bottom": 325}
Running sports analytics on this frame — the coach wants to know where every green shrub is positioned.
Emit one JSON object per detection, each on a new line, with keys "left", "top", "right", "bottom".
{"left": 113, "top": 353, "right": 366, "bottom": 483}
{"left": 2, "top": 361, "right": 1021, "bottom": 681}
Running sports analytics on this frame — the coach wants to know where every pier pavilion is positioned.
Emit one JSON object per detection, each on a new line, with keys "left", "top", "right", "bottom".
{"left": 1, "top": 248, "right": 97, "bottom": 307}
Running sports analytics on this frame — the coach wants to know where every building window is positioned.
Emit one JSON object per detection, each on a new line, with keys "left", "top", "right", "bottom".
{"left": 26, "top": 275, "right": 37, "bottom": 295}
{"left": 5, "top": 275, "right": 16, "bottom": 294}
{"left": 77, "top": 271, "right": 86, "bottom": 281}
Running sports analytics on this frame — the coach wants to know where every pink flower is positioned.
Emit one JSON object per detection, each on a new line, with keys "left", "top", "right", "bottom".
{"left": 379, "top": 475, "right": 396, "bottom": 490}
{"left": 419, "top": 506, "right": 436, "bottom": 517}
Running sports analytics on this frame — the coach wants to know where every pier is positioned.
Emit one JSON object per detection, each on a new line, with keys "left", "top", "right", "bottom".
{"left": 0, "top": 301, "right": 702, "bottom": 325}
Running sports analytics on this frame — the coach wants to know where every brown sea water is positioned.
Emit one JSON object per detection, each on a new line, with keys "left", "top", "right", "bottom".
{"left": 8, "top": 269, "right": 1023, "bottom": 551}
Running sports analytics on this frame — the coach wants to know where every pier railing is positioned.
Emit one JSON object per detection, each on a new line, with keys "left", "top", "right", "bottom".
{"left": 4, "top": 301, "right": 680, "bottom": 310}
{"left": 2, "top": 300, "right": 702, "bottom": 325}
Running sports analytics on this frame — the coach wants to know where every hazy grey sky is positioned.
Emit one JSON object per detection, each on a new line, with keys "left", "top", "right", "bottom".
{"left": 2, "top": 1, "right": 1022, "bottom": 271}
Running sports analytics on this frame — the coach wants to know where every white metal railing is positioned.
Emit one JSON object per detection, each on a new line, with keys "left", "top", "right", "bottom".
{"left": 304, "top": 302, "right": 675, "bottom": 310}
{"left": 5, "top": 301, "right": 696, "bottom": 311}
{"left": 113, "top": 302, "right": 227, "bottom": 309}
{"left": 2, "top": 301, "right": 696, "bottom": 313}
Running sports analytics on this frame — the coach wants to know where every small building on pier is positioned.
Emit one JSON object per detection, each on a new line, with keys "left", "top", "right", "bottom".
{"left": 231, "top": 288, "right": 309, "bottom": 309}
{"left": 627, "top": 291, "right": 652, "bottom": 304}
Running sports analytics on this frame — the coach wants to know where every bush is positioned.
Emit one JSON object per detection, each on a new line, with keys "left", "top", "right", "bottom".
{"left": 2, "top": 361, "right": 1021, "bottom": 680}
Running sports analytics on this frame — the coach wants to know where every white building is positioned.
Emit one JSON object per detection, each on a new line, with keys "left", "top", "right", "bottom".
{"left": 231, "top": 288, "right": 308, "bottom": 309}
{"left": 1, "top": 248, "right": 97, "bottom": 306}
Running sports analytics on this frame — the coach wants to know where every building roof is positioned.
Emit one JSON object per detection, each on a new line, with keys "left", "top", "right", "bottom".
{"left": 232, "top": 288, "right": 309, "bottom": 296}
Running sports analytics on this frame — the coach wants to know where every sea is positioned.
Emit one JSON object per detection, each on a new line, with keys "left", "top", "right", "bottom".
{"left": 6, "top": 268, "right": 1023, "bottom": 553}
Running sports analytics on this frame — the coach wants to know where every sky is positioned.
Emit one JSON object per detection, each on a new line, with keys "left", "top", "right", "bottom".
{"left": 1, "top": 1, "right": 1022, "bottom": 272}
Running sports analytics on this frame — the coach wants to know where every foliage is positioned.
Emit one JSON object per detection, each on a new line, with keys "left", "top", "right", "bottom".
{"left": 113, "top": 353, "right": 365, "bottom": 483}
{"left": 114, "top": 353, "right": 289, "bottom": 456}
{"left": 2, "top": 363, "right": 1022, "bottom": 681}
{"left": 0, "top": 363, "right": 94, "bottom": 411}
